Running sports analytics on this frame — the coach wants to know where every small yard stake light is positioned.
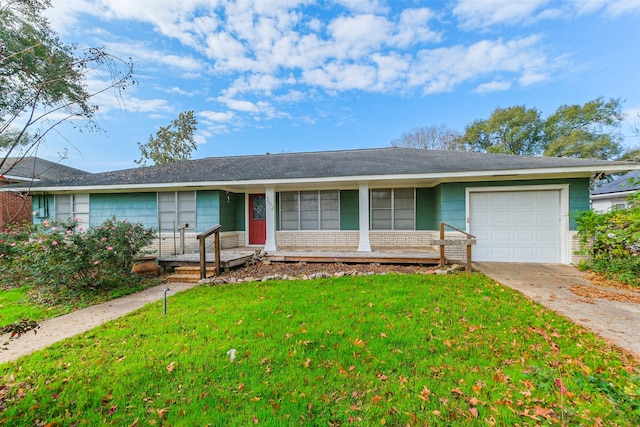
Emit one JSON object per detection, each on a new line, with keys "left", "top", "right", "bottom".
{"left": 163, "top": 287, "right": 170, "bottom": 314}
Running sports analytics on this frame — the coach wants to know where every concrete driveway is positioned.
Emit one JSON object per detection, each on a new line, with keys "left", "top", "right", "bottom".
{"left": 474, "top": 262, "right": 640, "bottom": 359}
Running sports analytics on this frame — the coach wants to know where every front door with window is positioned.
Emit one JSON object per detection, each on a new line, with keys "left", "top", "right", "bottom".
{"left": 249, "top": 194, "right": 266, "bottom": 245}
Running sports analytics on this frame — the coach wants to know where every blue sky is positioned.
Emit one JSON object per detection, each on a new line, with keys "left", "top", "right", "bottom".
{"left": 41, "top": 0, "right": 640, "bottom": 172}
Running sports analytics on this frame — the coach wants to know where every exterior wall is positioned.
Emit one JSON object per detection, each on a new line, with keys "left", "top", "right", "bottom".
{"left": 570, "top": 231, "right": 587, "bottom": 265}
{"left": 436, "top": 178, "right": 590, "bottom": 231}
{"left": 147, "top": 231, "right": 245, "bottom": 257}
{"left": 90, "top": 193, "right": 157, "bottom": 228}
{"left": 591, "top": 195, "right": 630, "bottom": 212}
{"left": 277, "top": 231, "right": 360, "bottom": 248}
{"left": 369, "top": 230, "right": 434, "bottom": 248}
{"left": 32, "top": 195, "right": 54, "bottom": 224}
{"left": 1, "top": 191, "right": 32, "bottom": 225}
{"left": 340, "top": 190, "right": 359, "bottom": 230}
{"left": 416, "top": 187, "right": 436, "bottom": 230}
{"left": 196, "top": 190, "right": 220, "bottom": 232}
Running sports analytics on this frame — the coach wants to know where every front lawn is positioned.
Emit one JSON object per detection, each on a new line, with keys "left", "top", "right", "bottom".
{"left": 1, "top": 273, "right": 638, "bottom": 426}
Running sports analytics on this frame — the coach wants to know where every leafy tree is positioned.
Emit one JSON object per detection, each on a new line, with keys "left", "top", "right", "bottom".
{"left": 543, "top": 97, "right": 624, "bottom": 159}
{"left": 135, "top": 110, "right": 198, "bottom": 166}
{"left": 459, "top": 98, "right": 626, "bottom": 159}
{"left": 0, "top": 0, "right": 134, "bottom": 171}
{"left": 463, "top": 106, "right": 544, "bottom": 156}
{"left": 390, "top": 124, "right": 465, "bottom": 151}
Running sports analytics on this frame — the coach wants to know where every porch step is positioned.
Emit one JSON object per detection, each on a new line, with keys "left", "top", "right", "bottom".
{"left": 166, "top": 265, "right": 217, "bottom": 283}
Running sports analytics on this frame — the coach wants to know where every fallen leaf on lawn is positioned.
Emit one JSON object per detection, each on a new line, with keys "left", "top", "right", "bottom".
{"left": 469, "top": 397, "right": 480, "bottom": 406}
{"left": 353, "top": 338, "right": 366, "bottom": 347}
{"left": 166, "top": 361, "right": 176, "bottom": 372}
{"left": 371, "top": 395, "right": 383, "bottom": 405}
{"left": 469, "top": 407, "right": 478, "bottom": 418}
{"left": 533, "top": 406, "right": 556, "bottom": 419}
{"left": 130, "top": 417, "right": 139, "bottom": 427}
{"left": 304, "top": 358, "right": 311, "bottom": 368}
{"left": 450, "top": 387, "right": 464, "bottom": 397}
{"left": 157, "top": 408, "right": 169, "bottom": 419}
{"left": 252, "top": 416, "right": 259, "bottom": 424}
{"left": 418, "top": 386, "right": 431, "bottom": 402}
{"left": 106, "top": 405, "right": 118, "bottom": 416}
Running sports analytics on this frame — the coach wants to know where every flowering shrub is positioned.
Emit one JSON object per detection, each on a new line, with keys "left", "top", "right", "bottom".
{"left": 0, "top": 217, "right": 156, "bottom": 294}
{"left": 577, "top": 191, "right": 640, "bottom": 286}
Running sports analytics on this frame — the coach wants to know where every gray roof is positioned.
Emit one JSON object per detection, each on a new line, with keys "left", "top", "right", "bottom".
{"left": 24, "top": 148, "right": 637, "bottom": 188}
{"left": 1, "top": 157, "right": 89, "bottom": 182}
{"left": 591, "top": 170, "right": 640, "bottom": 195}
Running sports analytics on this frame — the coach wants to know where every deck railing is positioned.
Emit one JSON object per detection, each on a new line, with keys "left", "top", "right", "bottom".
{"left": 176, "top": 223, "right": 189, "bottom": 255}
{"left": 433, "top": 222, "right": 476, "bottom": 272}
{"left": 196, "top": 224, "right": 222, "bottom": 279}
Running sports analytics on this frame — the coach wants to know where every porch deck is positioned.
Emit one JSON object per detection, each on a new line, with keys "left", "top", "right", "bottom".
{"left": 158, "top": 246, "right": 441, "bottom": 272}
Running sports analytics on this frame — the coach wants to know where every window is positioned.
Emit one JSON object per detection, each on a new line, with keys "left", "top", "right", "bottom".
{"left": 158, "top": 191, "right": 196, "bottom": 232}
{"left": 613, "top": 203, "right": 627, "bottom": 210}
{"left": 279, "top": 190, "right": 339, "bottom": 230}
{"left": 55, "top": 194, "right": 89, "bottom": 224}
{"left": 371, "top": 188, "right": 415, "bottom": 230}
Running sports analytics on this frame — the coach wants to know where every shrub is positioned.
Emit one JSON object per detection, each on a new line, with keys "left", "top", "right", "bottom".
{"left": 577, "top": 191, "right": 640, "bottom": 286}
{"left": 0, "top": 217, "right": 156, "bottom": 295}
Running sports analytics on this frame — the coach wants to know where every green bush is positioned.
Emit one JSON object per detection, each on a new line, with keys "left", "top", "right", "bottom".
{"left": 577, "top": 191, "right": 639, "bottom": 286}
{"left": 0, "top": 217, "right": 156, "bottom": 295}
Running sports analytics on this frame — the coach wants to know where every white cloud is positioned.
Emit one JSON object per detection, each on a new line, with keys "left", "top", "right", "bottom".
{"left": 408, "top": 36, "right": 551, "bottom": 93}
{"left": 570, "top": 0, "right": 640, "bottom": 17}
{"left": 453, "top": 0, "right": 551, "bottom": 29}
{"left": 474, "top": 80, "right": 512, "bottom": 93}
{"left": 200, "top": 111, "right": 236, "bottom": 123}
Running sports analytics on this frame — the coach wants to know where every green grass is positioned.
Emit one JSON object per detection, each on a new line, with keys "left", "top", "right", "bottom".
{"left": 0, "top": 273, "right": 638, "bottom": 426}
{"left": 0, "top": 286, "right": 56, "bottom": 325}
{"left": 0, "top": 278, "right": 161, "bottom": 325}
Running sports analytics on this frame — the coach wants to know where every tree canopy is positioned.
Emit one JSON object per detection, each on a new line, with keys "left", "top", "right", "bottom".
{"left": 463, "top": 106, "right": 543, "bottom": 156}
{"left": 461, "top": 98, "right": 626, "bottom": 160}
{"left": 0, "top": 0, "right": 134, "bottom": 172}
{"left": 135, "top": 111, "right": 198, "bottom": 166}
{"left": 392, "top": 97, "right": 635, "bottom": 161}
{"left": 390, "top": 124, "right": 465, "bottom": 151}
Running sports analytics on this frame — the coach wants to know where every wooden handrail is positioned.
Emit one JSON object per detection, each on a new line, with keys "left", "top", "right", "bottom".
{"left": 435, "top": 222, "right": 476, "bottom": 272}
{"left": 196, "top": 225, "right": 222, "bottom": 279}
{"left": 177, "top": 223, "right": 189, "bottom": 255}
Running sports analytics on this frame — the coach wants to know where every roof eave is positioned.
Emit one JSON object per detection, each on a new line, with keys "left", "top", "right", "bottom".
{"left": 16, "top": 164, "right": 633, "bottom": 193}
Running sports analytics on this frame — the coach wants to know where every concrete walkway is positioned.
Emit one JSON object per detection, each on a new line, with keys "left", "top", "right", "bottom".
{"left": 0, "top": 282, "right": 199, "bottom": 364}
{"left": 474, "top": 262, "right": 640, "bottom": 359}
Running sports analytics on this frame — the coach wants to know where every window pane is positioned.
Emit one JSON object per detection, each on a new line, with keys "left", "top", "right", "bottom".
{"left": 320, "top": 191, "right": 339, "bottom": 230}
{"left": 177, "top": 191, "right": 196, "bottom": 229}
{"left": 55, "top": 195, "right": 72, "bottom": 220}
{"left": 394, "top": 218, "right": 414, "bottom": 230}
{"left": 280, "top": 192, "right": 299, "bottom": 230}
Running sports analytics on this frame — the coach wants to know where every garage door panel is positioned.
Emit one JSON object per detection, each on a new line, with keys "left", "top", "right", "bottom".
{"left": 490, "top": 211, "right": 511, "bottom": 222}
{"left": 514, "top": 229, "right": 534, "bottom": 242}
{"left": 490, "top": 229, "right": 511, "bottom": 240}
{"left": 470, "top": 190, "right": 561, "bottom": 263}
{"left": 513, "top": 211, "right": 534, "bottom": 222}
{"left": 514, "top": 193, "right": 536, "bottom": 206}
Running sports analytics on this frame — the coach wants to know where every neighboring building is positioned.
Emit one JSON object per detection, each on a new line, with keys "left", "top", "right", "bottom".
{"left": 0, "top": 157, "right": 89, "bottom": 225}
{"left": 590, "top": 170, "right": 640, "bottom": 212}
{"left": 10, "top": 148, "right": 638, "bottom": 264}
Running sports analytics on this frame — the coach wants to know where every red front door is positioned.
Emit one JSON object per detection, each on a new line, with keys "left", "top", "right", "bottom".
{"left": 249, "top": 194, "right": 266, "bottom": 245}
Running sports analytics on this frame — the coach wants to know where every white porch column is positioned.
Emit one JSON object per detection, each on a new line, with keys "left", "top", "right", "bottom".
{"left": 357, "top": 182, "right": 371, "bottom": 252}
{"left": 263, "top": 186, "right": 277, "bottom": 251}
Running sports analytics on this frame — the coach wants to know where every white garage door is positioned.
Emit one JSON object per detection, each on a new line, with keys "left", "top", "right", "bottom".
{"left": 469, "top": 190, "right": 561, "bottom": 263}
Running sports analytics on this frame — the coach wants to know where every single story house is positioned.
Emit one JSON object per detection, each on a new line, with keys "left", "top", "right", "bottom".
{"left": 0, "top": 157, "right": 88, "bottom": 225}
{"left": 590, "top": 170, "right": 640, "bottom": 212}
{"left": 8, "top": 148, "right": 638, "bottom": 264}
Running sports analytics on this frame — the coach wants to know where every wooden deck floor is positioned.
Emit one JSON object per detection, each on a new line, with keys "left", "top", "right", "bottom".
{"left": 158, "top": 247, "right": 441, "bottom": 270}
